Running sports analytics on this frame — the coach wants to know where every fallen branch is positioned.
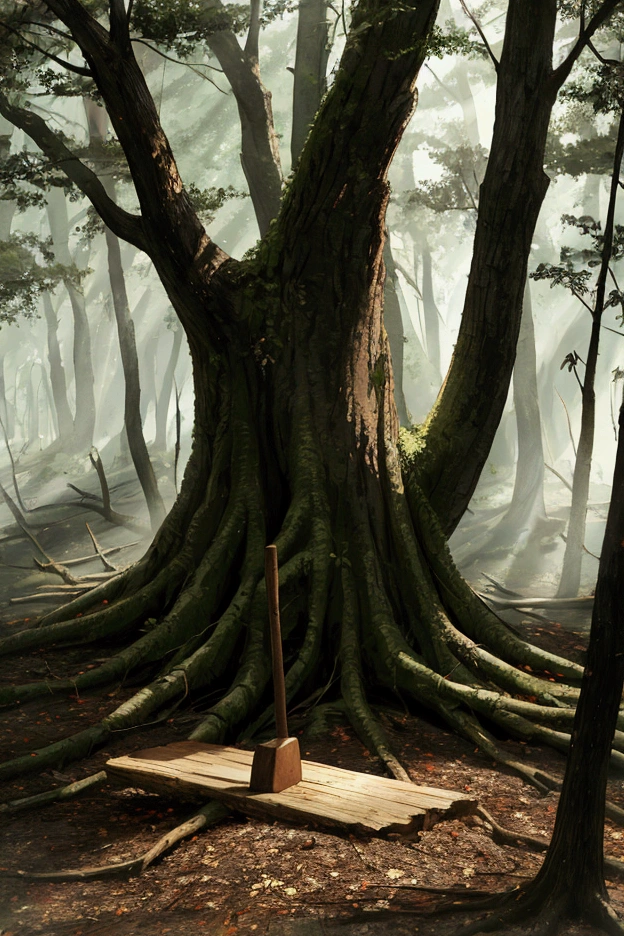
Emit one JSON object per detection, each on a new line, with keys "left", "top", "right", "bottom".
{"left": 10, "top": 590, "right": 89, "bottom": 603}
{"left": 0, "top": 800, "right": 230, "bottom": 880}
{"left": 86, "top": 521, "right": 120, "bottom": 571}
{"left": 480, "top": 593, "right": 593, "bottom": 611}
{"left": 0, "top": 414, "right": 27, "bottom": 513}
{"left": 0, "top": 771, "right": 106, "bottom": 816}
{"left": 61, "top": 540, "right": 139, "bottom": 567}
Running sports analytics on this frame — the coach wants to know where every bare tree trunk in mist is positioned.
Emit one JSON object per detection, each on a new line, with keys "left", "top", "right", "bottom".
{"left": 154, "top": 323, "right": 183, "bottom": 453}
{"left": 43, "top": 291, "right": 74, "bottom": 445}
{"left": 558, "top": 107, "right": 624, "bottom": 598}
{"left": 46, "top": 188, "right": 96, "bottom": 450}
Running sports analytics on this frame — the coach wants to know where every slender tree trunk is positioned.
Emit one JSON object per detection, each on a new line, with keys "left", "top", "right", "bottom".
{"left": 383, "top": 240, "right": 409, "bottom": 426}
{"left": 558, "top": 106, "right": 624, "bottom": 598}
{"left": 207, "top": 22, "right": 283, "bottom": 236}
{"left": 416, "top": 0, "right": 559, "bottom": 534}
{"left": 530, "top": 390, "right": 624, "bottom": 925}
{"left": 0, "top": 116, "right": 15, "bottom": 239}
{"left": 46, "top": 188, "right": 96, "bottom": 450}
{"left": 139, "top": 325, "right": 159, "bottom": 429}
{"left": 154, "top": 323, "right": 183, "bottom": 452}
{"left": 85, "top": 100, "right": 166, "bottom": 531}
{"left": 291, "top": 0, "right": 329, "bottom": 165}
{"left": 506, "top": 282, "right": 547, "bottom": 530}
{"left": 104, "top": 222, "right": 166, "bottom": 529}
{"left": 421, "top": 245, "right": 441, "bottom": 380}
{"left": 42, "top": 291, "right": 74, "bottom": 444}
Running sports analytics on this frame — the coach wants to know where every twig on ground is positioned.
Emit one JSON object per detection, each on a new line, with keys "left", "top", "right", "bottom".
{"left": 61, "top": 540, "right": 139, "bottom": 567}
{"left": 85, "top": 522, "right": 120, "bottom": 571}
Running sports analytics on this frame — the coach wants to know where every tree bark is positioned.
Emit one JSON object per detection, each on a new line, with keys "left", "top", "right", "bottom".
{"left": 154, "top": 322, "right": 183, "bottom": 453}
{"left": 85, "top": 99, "right": 166, "bottom": 531}
{"left": 46, "top": 187, "right": 96, "bottom": 450}
{"left": 421, "top": 245, "right": 441, "bottom": 381}
{"left": 42, "top": 291, "right": 74, "bottom": 444}
{"left": 558, "top": 105, "right": 624, "bottom": 598}
{"left": 290, "top": 0, "right": 329, "bottom": 166}
{"left": 415, "top": 0, "right": 558, "bottom": 533}
{"left": 383, "top": 240, "right": 409, "bottom": 426}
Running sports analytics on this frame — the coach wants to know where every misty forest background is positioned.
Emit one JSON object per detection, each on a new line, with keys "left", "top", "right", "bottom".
{"left": 0, "top": 0, "right": 621, "bottom": 604}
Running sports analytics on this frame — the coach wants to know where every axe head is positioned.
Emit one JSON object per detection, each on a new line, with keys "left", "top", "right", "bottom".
{"left": 249, "top": 736, "right": 302, "bottom": 793}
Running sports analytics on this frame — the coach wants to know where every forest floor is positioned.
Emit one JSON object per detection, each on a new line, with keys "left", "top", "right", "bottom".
{"left": 0, "top": 453, "right": 622, "bottom": 936}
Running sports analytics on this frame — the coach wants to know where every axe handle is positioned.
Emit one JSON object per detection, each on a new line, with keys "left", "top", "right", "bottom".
{"left": 265, "top": 545, "right": 289, "bottom": 739}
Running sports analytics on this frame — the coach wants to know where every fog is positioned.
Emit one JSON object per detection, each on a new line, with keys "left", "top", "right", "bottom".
{"left": 0, "top": 0, "right": 621, "bottom": 601}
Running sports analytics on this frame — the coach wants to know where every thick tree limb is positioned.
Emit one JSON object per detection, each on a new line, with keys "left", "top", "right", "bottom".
{"left": 0, "top": 92, "right": 146, "bottom": 251}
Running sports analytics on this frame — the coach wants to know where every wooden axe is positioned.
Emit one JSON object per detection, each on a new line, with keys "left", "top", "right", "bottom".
{"left": 249, "top": 545, "right": 302, "bottom": 793}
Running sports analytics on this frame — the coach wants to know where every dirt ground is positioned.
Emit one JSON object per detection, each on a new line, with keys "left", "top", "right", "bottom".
{"left": 0, "top": 458, "right": 622, "bottom": 936}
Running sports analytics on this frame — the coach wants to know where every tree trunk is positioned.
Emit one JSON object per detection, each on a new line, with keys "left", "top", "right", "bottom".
{"left": 104, "top": 221, "right": 166, "bottom": 530}
{"left": 42, "top": 291, "right": 74, "bottom": 444}
{"left": 416, "top": 0, "right": 559, "bottom": 534}
{"left": 525, "top": 393, "right": 624, "bottom": 931}
{"left": 85, "top": 100, "right": 166, "bottom": 531}
{"left": 557, "top": 106, "right": 624, "bottom": 598}
{"left": 291, "top": 0, "right": 329, "bottom": 166}
{"left": 206, "top": 22, "right": 283, "bottom": 236}
{"left": 46, "top": 188, "right": 96, "bottom": 450}
{"left": 0, "top": 116, "right": 16, "bottom": 239}
{"left": 383, "top": 240, "right": 409, "bottom": 426}
{"left": 421, "top": 245, "right": 441, "bottom": 381}
{"left": 154, "top": 322, "right": 183, "bottom": 453}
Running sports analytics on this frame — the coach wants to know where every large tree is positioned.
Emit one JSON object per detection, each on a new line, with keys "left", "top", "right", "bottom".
{"left": 0, "top": 0, "right": 623, "bottom": 858}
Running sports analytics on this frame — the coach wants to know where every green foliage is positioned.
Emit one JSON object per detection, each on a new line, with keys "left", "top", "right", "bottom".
{"left": 404, "top": 143, "right": 487, "bottom": 215}
{"left": 185, "top": 184, "right": 248, "bottom": 223}
{"left": 426, "top": 20, "right": 490, "bottom": 60}
{"left": 0, "top": 151, "right": 73, "bottom": 210}
{"left": 545, "top": 129, "right": 618, "bottom": 178}
{"left": 73, "top": 206, "right": 106, "bottom": 244}
{"left": 531, "top": 213, "right": 624, "bottom": 318}
{"left": 131, "top": 0, "right": 251, "bottom": 55}
{"left": 0, "top": 234, "right": 78, "bottom": 325}
{"left": 532, "top": 262, "right": 592, "bottom": 296}
{"left": 35, "top": 66, "right": 99, "bottom": 101}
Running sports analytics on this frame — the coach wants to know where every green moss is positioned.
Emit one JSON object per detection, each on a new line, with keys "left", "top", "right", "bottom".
{"left": 398, "top": 424, "right": 427, "bottom": 465}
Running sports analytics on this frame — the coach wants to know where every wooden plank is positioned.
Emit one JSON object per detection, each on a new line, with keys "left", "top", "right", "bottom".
{"left": 106, "top": 742, "right": 476, "bottom": 836}
{"left": 146, "top": 743, "right": 463, "bottom": 807}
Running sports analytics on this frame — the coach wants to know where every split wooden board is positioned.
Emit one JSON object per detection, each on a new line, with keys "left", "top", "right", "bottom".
{"left": 106, "top": 741, "right": 477, "bottom": 836}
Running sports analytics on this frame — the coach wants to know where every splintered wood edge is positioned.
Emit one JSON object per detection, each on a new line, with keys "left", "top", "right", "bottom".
{"left": 105, "top": 759, "right": 479, "bottom": 837}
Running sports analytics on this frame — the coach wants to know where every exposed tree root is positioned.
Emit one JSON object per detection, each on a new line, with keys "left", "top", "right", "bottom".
{"left": 0, "top": 771, "right": 106, "bottom": 816}
{"left": 0, "top": 389, "right": 611, "bottom": 846}
{"left": 0, "top": 800, "right": 230, "bottom": 881}
{"left": 450, "top": 889, "right": 624, "bottom": 936}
